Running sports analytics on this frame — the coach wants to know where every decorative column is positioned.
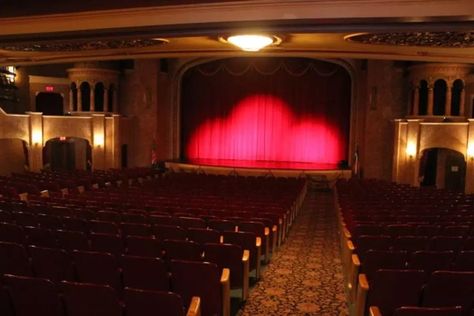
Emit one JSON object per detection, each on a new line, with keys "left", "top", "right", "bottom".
{"left": 113, "top": 89, "right": 118, "bottom": 113}
{"left": 445, "top": 82, "right": 452, "bottom": 116}
{"left": 427, "top": 83, "right": 434, "bottom": 115}
{"left": 413, "top": 86, "right": 420, "bottom": 115}
{"left": 27, "top": 112, "right": 44, "bottom": 172}
{"left": 69, "top": 89, "right": 74, "bottom": 112}
{"left": 460, "top": 88, "right": 466, "bottom": 116}
{"left": 465, "top": 119, "right": 474, "bottom": 193}
{"left": 104, "top": 88, "right": 109, "bottom": 113}
{"left": 77, "top": 84, "right": 82, "bottom": 111}
{"left": 90, "top": 86, "right": 95, "bottom": 112}
{"left": 92, "top": 114, "right": 105, "bottom": 170}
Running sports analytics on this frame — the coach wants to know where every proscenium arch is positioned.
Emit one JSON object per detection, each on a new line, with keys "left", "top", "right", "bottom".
{"left": 172, "top": 56, "right": 358, "bottom": 164}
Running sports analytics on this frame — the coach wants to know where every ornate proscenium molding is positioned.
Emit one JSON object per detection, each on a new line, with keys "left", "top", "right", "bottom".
{"left": 346, "top": 32, "right": 474, "bottom": 48}
{"left": 0, "top": 38, "right": 168, "bottom": 52}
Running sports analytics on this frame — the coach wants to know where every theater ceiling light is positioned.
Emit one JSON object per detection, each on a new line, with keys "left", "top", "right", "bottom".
{"left": 222, "top": 34, "right": 280, "bottom": 52}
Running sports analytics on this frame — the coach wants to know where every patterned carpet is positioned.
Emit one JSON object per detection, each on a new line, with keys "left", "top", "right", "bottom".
{"left": 237, "top": 189, "right": 348, "bottom": 316}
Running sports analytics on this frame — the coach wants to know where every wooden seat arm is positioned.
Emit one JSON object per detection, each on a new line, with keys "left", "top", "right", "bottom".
{"left": 220, "top": 268, "right": 231, "bottom": 316}
{"left": 369, "top": 306, "right": 382, "bottom": 316}
{"left": 355, "top": 273, "right": 370, "bottom": 316}
{"left": 255, "top": 237, "right": 262, "bottom": 279}
{"left": 349, "top": 254, "right": 361, "bottom": 302}
{"left": 186, "top": 296, "right": 201, "bottom": 316}
{"left": 242, "top": 249, "right": 250, "bottom": 300}
{"left": 264, "top": 227, "right": 270, "bottom": 236}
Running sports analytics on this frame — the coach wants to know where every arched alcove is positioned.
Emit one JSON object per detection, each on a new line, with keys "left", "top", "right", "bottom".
{"left": 36, "top": 92, "right": 63, "bottom": 115}
{"left": 80, "top": 82, "right": 91, "bottom": 111}
{"left": 71, "top": 82, "right": 78, "bottom": 111}
{"left": 43, "top": 137, "right": 92, "bottom": 171}
{"left": 433, "top": 79, "right": 447, "bottom": 115}
{"left": 418, "top": 80, "right": 428, "bottom": 115}
{"left": 419, "top": 147, "right": 465, "bottom": 192}
{"left": 108, "top": 84, "right": 115, "bottom": 112}
{"left": 95, "top": 82, "right": 104, "bottom": 112}
{"left": 451, "top": 79, "right": 463, "bottom": 116}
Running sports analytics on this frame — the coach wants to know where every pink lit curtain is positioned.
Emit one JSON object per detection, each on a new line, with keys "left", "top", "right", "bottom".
{"left": 181, "top": 58, "right": 351, "bottom": 165}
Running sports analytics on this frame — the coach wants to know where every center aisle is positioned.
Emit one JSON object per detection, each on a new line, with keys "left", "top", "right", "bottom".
{"left": 237, "top": 188, "right": 348, "bottom": 316}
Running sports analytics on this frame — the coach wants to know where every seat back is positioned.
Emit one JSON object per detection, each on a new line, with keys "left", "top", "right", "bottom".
{"left": 28, "top": 246, "right": 74, "bottom": 282}
{"left": 90, "top": 233, "right": 124, "bottom": 256}
{"left": 429, "top": 236, "right": 464, "bottom": 252}
{"left": 393, "top": 306, "right": 463, "bottom": 316}
{"left": 153, "top": 225, "right": 187, "bottom": 241}
{"left": 222, "top": 231, "right": 258, "bottom": 270}
{"left": 354, "top": 235, "right": 392, "bottom": 260}
{"left": 362, "top": 250, "right": 408, "bottom": 282}
{"left": 385, "top": 224, "right": 416, "bottom": 237}
{"left": 60, "top": 281, "right": 122, "bottom": 316}
{"left": 208, "top": 219, "right": 236, "bottom": 232}
{"left": 120, "top": 255, "right": 169, "bottom": 291}
{"left": 188, "top": 228, "right": 221, "bottom": 244}
{"left": 367, "top": 269, "right": 425, "bottom": 316}
{"left": 162, "top": 239, "right": 203, "bottom": 262}
{"left": 3, "top": 274, "right": 63, "bottom": 316}
{"left": 422, "top": 270, "right": 474, "bottom": 312}
{"left": 56, "top": 230, "right": 90, "bottom": 251}
{"left": 453, "top": 251, "right": 474, "bottom": 271}
{"left": 203, "top": 243, "right": 243, "bottom": 287}
{"left": 0, "top": 223, "right": 25, "bottom": 244}
{"left": 124, "top": 288, "right": 185, "bottom": 316}
{"left": 88, "top": 220, "right": 120, "bottom": 235}
{"left": 170, "top": 259, "right": 221, "bottom": 316}
{"left": 393, "top": 236, "right": 430, "bottom": 253}
{"left": 25, "top": 226, "right": 58, "bottom": 248}
{"left": 72, "top": 250, "right": 121, "bottom": 291}
{"left": 120, "top": 223, "right": 152, "bottom": 237}
{"left": 178, "top": 217, "right": 206, "bottom": 229}
{"left": 0, "top": 242, "right": 32, "bottom": 276}
{"left": 125, "top": 236, "right": 161, "bottom": 257}
{"left": 408, "top": 251, "right": 455, "bottom": 278}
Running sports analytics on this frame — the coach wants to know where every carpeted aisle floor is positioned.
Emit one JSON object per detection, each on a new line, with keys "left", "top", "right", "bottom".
{"left": 237, "top": 189, "right": 348, "bottom": 316}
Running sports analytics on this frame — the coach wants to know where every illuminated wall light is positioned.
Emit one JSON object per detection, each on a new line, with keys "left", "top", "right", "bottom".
{"left": 5, "top": 66, "right": 16, "bottom": 84}
{"left": 467, "top": 143, "right": 474, "bottom": 160}
{"left": 94, "top": 134, "right": 104, "bottom": 148}
{"left": 31, "top": 130, "right": 43, "bottom": 146}
{"left": 406, "top": 142, "right": 417, "bottom": 157}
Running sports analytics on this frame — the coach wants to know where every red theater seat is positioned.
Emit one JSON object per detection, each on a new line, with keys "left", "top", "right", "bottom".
{"left": 222, "top": 231, "right": 261, "bottom": 279}
{"left": 125, "top": 236, "right": 161, "bottom": 258}
{"left": 72, "top": 250, "right": 122, "bottom": 291}
{"left": 170, "top": 259, "right": 230, "bottom": 316}
{"left": 152, "top": 224, "right": 187, "bottom": 241}
{"left": 90, "top": 233, "right": 124, "bottom": 256}
{"left": 56, "top": 230, "right": 89, "bottom": 251}
{"left": 123, "top": 288, "right": 196, "bottom": 316}
{"left": 161, "top": 239, "right": 203, "bottom": 262}
{"left": 120, "top": 255, "right": 169, "bottom": 291}
{"left": 60, "top": 281, "right": 123, "bottom": 316}
{"left": 0, "top": 242, "right": 32, "bottom": 276}
{"left": 3, "top": 274, "right": 64, "bottom": 316}
{"left": 28, "top": 246, "right": 75, "bottom": 282}
{"left": 187, "top": 228, "right": 221, "bottom": 244}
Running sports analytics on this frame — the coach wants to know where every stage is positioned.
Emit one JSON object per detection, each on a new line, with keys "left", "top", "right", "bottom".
{"left": 164, "top": 160, "right": 352, "bottom": 187}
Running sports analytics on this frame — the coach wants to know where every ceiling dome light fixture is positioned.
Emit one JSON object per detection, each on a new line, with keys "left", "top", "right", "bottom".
{"left": 224, "top": 34, "right": 280, "bottom": 52}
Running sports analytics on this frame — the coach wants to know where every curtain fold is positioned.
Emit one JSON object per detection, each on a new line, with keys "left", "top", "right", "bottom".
{"left": 181, "top": 58, "right": 351, "bottom": 168}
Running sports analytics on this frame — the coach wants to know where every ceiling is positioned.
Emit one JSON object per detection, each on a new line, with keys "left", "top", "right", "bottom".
{"left": 0, "top": 0, "right": 473, "bottom": 65}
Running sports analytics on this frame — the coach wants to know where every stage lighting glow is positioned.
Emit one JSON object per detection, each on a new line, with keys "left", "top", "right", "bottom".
{"left": 186, "top": 95, "right": 344, "bottom": 166}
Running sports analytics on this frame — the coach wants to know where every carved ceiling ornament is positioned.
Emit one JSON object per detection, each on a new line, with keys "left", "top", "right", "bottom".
{"left": 347, "top": 32, "right": 474, "bottom": 48}
{"left": 0, "top": 38, "right": 168, "bottom": 52}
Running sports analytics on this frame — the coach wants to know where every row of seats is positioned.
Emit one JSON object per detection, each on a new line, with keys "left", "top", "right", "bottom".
{"left": 358, "top": 269, "right": 474, "bottom": 316}
{"left": 0, "top": 241, "right": 236, "bottom": 315}
{"left": 335, "top": 178, "right": 474, "bottom": 316}
{"left": 1, "top": 272, "right": 200, "bottom": 316}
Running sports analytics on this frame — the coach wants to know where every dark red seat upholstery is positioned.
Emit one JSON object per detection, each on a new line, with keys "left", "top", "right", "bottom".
{"left": 125, "top": 236, "right": 161, "bottom": 258}
{"left": 72, "top": 250, "right": 121, "bottom": 291}
{"left": 120, "top": 255, "right": 169, "bottom": 291}
{"left": 60, "top": 281, "right": 123, "bottom": 316}
{"left": 0, "top": 241, "right": 32, "bottom": 276}
{"left": 392, "top": 236, "right": 430, "bottom": 253}
{"left": 123, "top": 288, "right": 186, "bottom": 316}
{"left": 161, "top": 239, "right": 203, "bottom": 262}
{"left": 90, "top": 233, "right": 124, "bottom": 256}
{"left": 393, "top": 306, "right": 463, "bottom": 316}
{"left": 188, "top": 228, "right": 221, "bottom": 244}
{"left": 56, "top": 230, "right": 89, "bottom": 251}
{"left": 0, "top": 223, "right": 25, "bottom": 244}
{"left": 28, "top": 246, "right": 74, "bottom": 282}
{"left": 361, "top": 250, "right": 408, "bottom": 282}
{"left": 152, "top": 224, "right": 187, "bottom": 241}
{"left": 3, "top": 274, "right": 64, "bottom": 316}
{"left": 88, "top": 220, "right": 120, "bottom": 235}
{"left": 120, "top": 222, "right": 152, "bottom": 237}
{"left": 408, "top": 251, "right": 454, "bottom": 279}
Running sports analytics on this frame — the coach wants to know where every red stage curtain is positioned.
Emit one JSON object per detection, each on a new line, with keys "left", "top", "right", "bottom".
{"left": 181, "top": 58, "right": 351, "bottom": 167}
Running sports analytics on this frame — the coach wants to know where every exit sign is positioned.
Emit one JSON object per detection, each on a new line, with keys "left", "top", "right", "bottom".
{"left": 45, "top": 85, "right": 54, "bottom": 92}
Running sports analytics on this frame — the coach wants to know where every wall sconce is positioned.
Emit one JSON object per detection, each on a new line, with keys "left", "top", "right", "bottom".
{"left": 467, "top": 143, "right": 474, "bottom": 160}
{"left": 406, "top": 142, "right": 417, "bottom": 158}
{"left": 94, "top": 134, "right": 104, "bottom": 148}
{"left": 31, "top": 130, "right": 42, "bottom": 146}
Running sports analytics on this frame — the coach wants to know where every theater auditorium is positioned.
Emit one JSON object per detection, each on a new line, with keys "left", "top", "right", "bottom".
{"left": 0, "top": 1, "right": 473, "bottom": 315}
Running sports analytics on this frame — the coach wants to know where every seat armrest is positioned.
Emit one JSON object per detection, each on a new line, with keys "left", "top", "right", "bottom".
{"left": 186, "top": 296, "right": 201, "bottom": 316}
{"left": 369, "top": 306, "right": 382, "bottom": 316}
{"left": 255, "top": 237, "right": 262, "bottom": 279}
{"left": 242, "top": 249, "right": 250, "bottom": 300}
{"left": 220, "top": 268, "right": 231, "bottom": 316}
{"left": 355, "top": 274, "right": 369, "bottom": 316}
{"left": 349, "top": 253, "right": 361, "bottom": 302}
